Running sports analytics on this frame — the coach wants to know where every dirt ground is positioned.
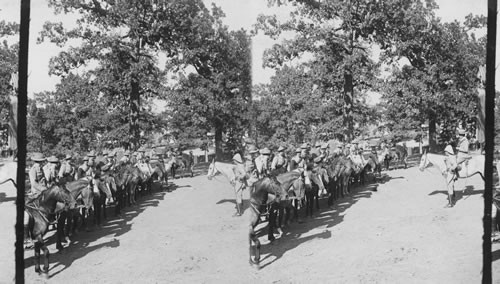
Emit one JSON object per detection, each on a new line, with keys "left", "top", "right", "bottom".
{"left": 1, "top": 160, "right": 500, "bottom": 283}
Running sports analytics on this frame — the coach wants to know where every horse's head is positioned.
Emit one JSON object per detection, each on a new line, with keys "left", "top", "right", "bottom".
{"left": 419, "top": 150, "right": 429, "bottom": 171}
{"left": 207, "top": 160, "right": 217, "bottom": 180}
{"left": 52, "top": 185, "right": 77, "bottom": 210}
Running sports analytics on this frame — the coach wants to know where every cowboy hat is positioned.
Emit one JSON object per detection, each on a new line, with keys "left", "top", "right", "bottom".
{"left": 458, "top": 128, "right": 466, "bottom": 135}
{"left": 313, "top": 156, "right": 323, "bottom": 164}
{"left": 102, "top": 150, "right": 108, "bottom": 156}
{"left": 31, "top": 152, "right": 46, "bottom": 162}
{"left": 277, "top": 146, "right": 285, "bottom": 152}
{"left": 260, "top": 148, "right": 271, "bottom": 155}
{"left": 87, "top": 150, "right": 96, "bottom": 157}
{"left": 101, "top": 164, "right": 111, "bottom": 172}
{"left": 295, "top": 148, "right": 302, "bottom": 153}
{"left": 83, "top": 156, "right": 89, "bottom": 161}
{"left": 248, "top": 145, "right": 258, "bottom": 154}
{"left": 47, "top": 155, "right": 59, "bottom": 163}
{"left": 65, "top": 154, "right": 72, "bottom": 160}
{"left": 315, "top": 141, "right": 321, "bottom": 147}
{"left": 232, "top": 153, "right": 243, "bottom": 164}
{"left": 321, "top": 143, "right": 328, "bottom": 149}
{"left": 444, "top": 145, "right": 455, "bottom": 155}
{"left": 300, "top": 143, "right": 308, "bottom": 149}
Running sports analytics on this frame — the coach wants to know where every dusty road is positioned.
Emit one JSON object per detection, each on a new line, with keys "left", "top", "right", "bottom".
{"left": 1, "top": 162, "right": 499, "bottom": 283}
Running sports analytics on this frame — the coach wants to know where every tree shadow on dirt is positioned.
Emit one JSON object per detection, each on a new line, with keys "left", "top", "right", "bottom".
{"left": 257, "top": 181, "right": 380, "bottom": 269}
{"left": 23, "top": 187, "right": 167, "bottom": 278}
{"left": 375, "top": 174, "right": 405, "bottom": 185}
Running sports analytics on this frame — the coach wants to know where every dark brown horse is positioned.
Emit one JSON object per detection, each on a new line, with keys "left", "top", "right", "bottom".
{"left": 55, "top": 179, "right": 94, "bottom": 249}
{"left": 248, "top": 170, "right": 310, "bottom": 268}
{"left": 25, "top": 185, "right": 76, "bottom": 275}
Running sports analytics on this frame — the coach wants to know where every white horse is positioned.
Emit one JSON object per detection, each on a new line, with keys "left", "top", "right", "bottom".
{"left": 419, "top": 151, "right": 484, "bottom": 207}
{"left": 206, "top": 160, "right": 235, "bottom": 183}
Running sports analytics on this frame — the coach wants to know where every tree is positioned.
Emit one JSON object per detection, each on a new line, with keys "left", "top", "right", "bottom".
{"left": 40, "top": 0, "right": 218, "bottom": 150}
{"left": 167, "top": 18, "right": 252, "bottom": 159}
{"left": 379, "top": 9, "right": 486, "bottom": 151}
{"left": 257, "top": 0, "right": 386, "bottom": 142}
{"left": 0, "top": 20, "right": 19, "bottom": 149}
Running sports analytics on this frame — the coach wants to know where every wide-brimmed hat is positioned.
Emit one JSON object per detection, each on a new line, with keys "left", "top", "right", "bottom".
{"left": 47, "top": 155, "right": 59, "bottom": 163}
{"left": 102, "top": 150, "right": 108, "bottom": 157}
{"left": 248, "top": 145, "right": 258, "bottom": 154}
{"left": 232, "top": 153, "right": 243, "bottom": 163}
{"left": 444, "top": 145, "right": 454, "bottom": 155}
{"left": 83, "top": 156, "right": 89, "bottom": 161}
{"left": 101, "top": 164, "right": 111, "bottom": 172}
{"left": 87, "top": 150, "right": 96, "bottom": 157}
{"left": 260, "top": 148, "right": 271, "bottom": 155}
{"left": 315, "top": 141, "right": 321, "bottom": 147}
{"left": 108, "top": 151, "right": 116, "bottom": 157}
{"left": 321, "top": 143, "right": 328, "bottom": 149}
{"left": 123, "top": 151, "right": 130, "bottom": 156}
{"left": 277, "top": 146, "right": 285, "bottom": 152}
{"left": 32, "top": 152, "right": 46, "bottom": 162}
{"left": 313, "top": 156, "right": 323, "bottom": 164}
{"left": 295, "top": 148, "right": 302, "bottom": 153}
{"left": 300, "top": 143, "right": 308, "bottom": 149}
{"left": 64, "top": 154, "right": 72, "bottom": 160}
{"left": 458, "top": 128, "right": 466, "bottom": 135}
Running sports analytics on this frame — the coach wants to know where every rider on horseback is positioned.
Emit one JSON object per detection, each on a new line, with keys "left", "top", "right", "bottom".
{"left": 271, "top": 146, "right": 288, "bottom": 175}
{"left": 456, "top": 129, "right": 470, "bottom": 168}
{"left": 58, "top": 154, "right": 75, "bottom": 185}
{"left": 231, "top": 153, "right": 246, "bottom": 216}
{"left": 43, "top": 155, "right": 60, "bottom": 186}
{"left": 28, "top": 153, "right": 48, "bottom": 200}
{"left": 255, "top": 147, "right": 271, "bottom": 178}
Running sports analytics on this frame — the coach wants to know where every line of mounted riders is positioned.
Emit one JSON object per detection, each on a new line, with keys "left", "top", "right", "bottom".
{"left": 23, "top": 148, "right": 193, "bottom": 275}
{"left": 207, "top": 141, "right": 408, "bottom": 268}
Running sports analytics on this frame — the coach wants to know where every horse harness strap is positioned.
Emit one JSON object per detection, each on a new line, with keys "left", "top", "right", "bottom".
{"left": 25, "top": 202, "right": 56, "bottom": 225}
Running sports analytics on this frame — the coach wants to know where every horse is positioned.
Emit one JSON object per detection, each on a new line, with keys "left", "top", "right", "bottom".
{"left": 419, "top": 150, "right": 485, "bottom": 207}
{"left": 248, "top": 170, "right": 310, "bottom": 268}
{"left": 55, "top": 179, "right": 94, "bottom": 248}
{"left": 206, "top": 160, "right": 235, "bottom": 182}
{"left": 25, "top": 185, "right": 76, "bottom": 275}
{"left": 382, "top": 145, "right": 408, "bottom": 170}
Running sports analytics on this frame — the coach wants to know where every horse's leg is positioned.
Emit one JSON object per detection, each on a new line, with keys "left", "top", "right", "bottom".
{"left": 56, "top": 212, "right": 66, "bottom": 250}
{"left": 248, "top": 209, "right": 261, "bottom": 266}
{"left": 34, "top": 239, "right": 41, "bottom": 273}
{"left": 315, "top": 186, "right": 320, "bottom": 211}
{"left": 267, "top": 204, "right": 277, "bottom": 242}
{"left": 446, "top": 176, "right": 455, "bottom": 207}
{"left": 40, "top": 236, "right": 50, "bottom": 273}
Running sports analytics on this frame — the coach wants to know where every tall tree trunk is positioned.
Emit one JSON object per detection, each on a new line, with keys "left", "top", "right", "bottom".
{"left": 129, "top": 76, "right": 140, "bottom": 151}
{"left": 428, "top": 115, "right": 437, "bottom": 152}
{"left": 344, "top": 71, "right": 354, "bottom": 143}
{"left": 215, "top": 121, "right": 223, "bottom": 161}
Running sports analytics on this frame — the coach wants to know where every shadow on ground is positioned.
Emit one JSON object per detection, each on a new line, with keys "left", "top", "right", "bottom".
{"left": 254, "top": 176, "right": 391, "bottom": 269}
{"left": 24, "top": 183, "right": 169, "bottom": 278}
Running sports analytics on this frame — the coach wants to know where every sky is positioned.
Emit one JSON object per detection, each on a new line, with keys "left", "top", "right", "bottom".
{"left": 0, "top": 0, "right": 495, "bottom": 99}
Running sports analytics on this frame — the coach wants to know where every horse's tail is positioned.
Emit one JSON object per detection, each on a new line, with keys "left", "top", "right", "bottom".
{"left": 0, "top": 178, "right": 17, "bottom": 188}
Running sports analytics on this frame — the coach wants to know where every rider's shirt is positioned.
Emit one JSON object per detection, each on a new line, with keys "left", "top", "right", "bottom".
{"left": 232, "top": 163, "right": 247, "bottom": 183}
{"left": 58, "top": 161, "right": 74, "bottom": 178}
{"left": 271, "top": 154, "right": 287, "bottom": 170}
{"left": 254, "top": 155, "right": 269, "bottom": 177}
{"left": 289, "top": 156, "right": 302, "bottom": 171}
{"left": 43, "top": 163, "right": 58, "bottom": 184}
{"left": 457, "top": 137, "right": 470, "bottom": 154}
